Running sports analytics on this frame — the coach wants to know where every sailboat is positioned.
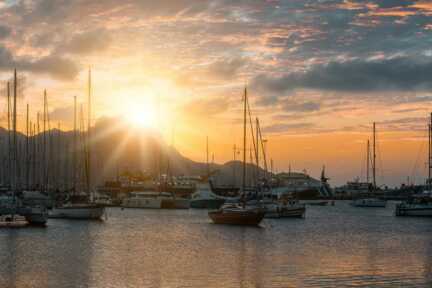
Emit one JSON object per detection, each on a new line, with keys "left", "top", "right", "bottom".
{"left": 49, "top": 69, "right": 105, "bottom": 220}
{"left": 351, "top": 122, "right": 387, "bottom": 207}
{"left": 396, "top": 113, "right": 432, "bottom": 217}
{"left": 0, "top": 70, "right": 47, "bottom": 226}
{"left": 208, "top": 86, "right": 265, "bottom": 225}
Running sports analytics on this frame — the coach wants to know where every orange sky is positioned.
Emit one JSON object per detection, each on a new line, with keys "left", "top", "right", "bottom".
{"left": 0, "top": 0, "right": 432, "bottom": 186}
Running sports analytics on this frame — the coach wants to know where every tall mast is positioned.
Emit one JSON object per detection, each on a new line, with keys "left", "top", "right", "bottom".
{"left": 366, "top": 140, "right": 370, "bottom": 184}
{"left": 232, "top": 144, "right": 237, "bottom": 185}
{"left": 73, "top": 96, "right": 77, "bottom": 194}
{"left": 7, "top": 81, "right": 10, "bottom": 187}
{"left": 26, "top": 103, "right": 29, "bottom": 190}
{"left": 206, "top": 136, "right": 209, "bottom": 177}
{"left": 87, "top": 68, "right": 92, "bottom": 196}
{"left": 372, "top": 122, "right": 376, "bottom": 190}
{"left": 43, "top": 90, "right": 47, "bottom": 192}
{"left": 429, "top": 113, "right": 431, "bottom": 192}
{"left": 255, "top": 117, "right": 259, "bottom": 182}
{"left": 242, "top": 86, "right": 247, "bottom": 195}
{"left": 13, "top": 69, "right": 17, "bottom": 193}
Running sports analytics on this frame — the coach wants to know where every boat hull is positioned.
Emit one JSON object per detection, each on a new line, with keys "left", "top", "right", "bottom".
{"left": 161, "top": 199, "right": 190, "bottom": 209}
{"left": 49, "top": 205, "right": 105, "bottom": 220}
{"left": 395, "top": 205, "right": 432, "bottom": 217}
{"left": 17, "top": 206, "right": 48, "bottom": 226}
{"left": 208, "top": 209, "right": 265, "bottom": 225}
{"left": 121, "top": 198, "right": 162, "bottom": 209}
{"left": 264, "top": 204, "right": 306, "bottom": 219}
{"left": 190, "top": 199, "right": 225, "bottom": 209}
{"left": 351, "top": 198, "right": 387, "bottom": 207}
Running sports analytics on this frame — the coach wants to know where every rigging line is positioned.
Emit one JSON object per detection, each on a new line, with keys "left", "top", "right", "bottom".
{"left": 410, "top": 127, "right": 427, "bottom": 184}
{"left": 376, "top": 130, "right": 385, "bottom": 184}
{"left": 246, "top": 94, "right": 258, "bottom": 167}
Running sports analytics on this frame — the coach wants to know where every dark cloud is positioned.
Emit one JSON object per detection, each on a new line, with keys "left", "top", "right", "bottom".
{"left": 206, "top": 57, "right": 247, "bottom": 80}
{"left": 252, "top": 57, "right": 432, "bottom": 95}
{"left": 60, "top": 30, "right": 112, "bottom": 55}
{"left": 0, "top": 25, "right": 11, "bottom": 39}
{"left": 262, "top": 122, "right": 315, "bottom": 134}
{"left": 374, "top": 0, "right": 416, "bottom": 8}
{"left": 0, "top": 46, "right": 79, "bottom": 80}
{"left": 281, "top": 100, "right": 321, "bottom": 112}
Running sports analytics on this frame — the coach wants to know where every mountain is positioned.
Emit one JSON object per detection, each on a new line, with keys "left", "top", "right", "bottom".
{"left": 0, "top": 118, "right": 266, "bottom": 188}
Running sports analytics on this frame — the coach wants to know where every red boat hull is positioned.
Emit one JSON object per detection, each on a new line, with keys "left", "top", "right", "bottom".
{"left": 208, "top": 209, "right": 265, "bottom": 225}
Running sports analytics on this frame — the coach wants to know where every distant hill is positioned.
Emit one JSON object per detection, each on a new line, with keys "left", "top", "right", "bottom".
{"left": 0, "top": 118, "right": 267, "bottom": 188}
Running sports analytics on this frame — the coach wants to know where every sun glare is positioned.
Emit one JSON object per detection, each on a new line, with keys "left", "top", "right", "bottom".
{"left": 122, "top": 99, "right": 159, "bottom": 130}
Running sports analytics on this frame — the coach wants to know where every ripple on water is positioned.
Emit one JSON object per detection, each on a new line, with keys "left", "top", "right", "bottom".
{"left": 0, "top": 201, "right": 431, "bottom": 288}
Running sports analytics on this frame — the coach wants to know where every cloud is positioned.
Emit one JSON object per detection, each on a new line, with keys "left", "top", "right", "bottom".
{"left": 0, "top": 45, "right": 79, "bottom": 80}
{"left": 59, "top": 30, "right": 112, "bottom": 55}
{"left": 183, "top": 97, "right": 229, "bottom": 117}
{"left": 281, "top": 100, "right": 321, "bottom": 112}
{"left": 252, "top": 57, "right": 432, "bottom": 95}
{"left": 262, "top": 122, "right": 315, "bottom": 134}
{"left": 0, "top": 25, "right": 11, "bottom": 39}
{"left": 206, "top": 57, "right": 248, "bottom": 80}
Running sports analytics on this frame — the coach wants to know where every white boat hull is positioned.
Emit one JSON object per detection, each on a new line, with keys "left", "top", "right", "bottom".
{"left": 121, "top": 198, "right": 190, "bottom": 209}
{"left": 351, "top": 198, "right": 386, "bottom": 207}
{"left": 264, "top": 203, "right": 306, "bottom": 218}
{"left": 49, "top": 206, "right": 105, "bottom": 220}
{"left": 396, "top": 205, "right": 432, "bottom": 217}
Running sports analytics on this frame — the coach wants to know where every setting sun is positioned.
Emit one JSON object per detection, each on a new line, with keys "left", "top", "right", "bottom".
{"left": 125, "top": 105, "right": 158, "bottom": 129}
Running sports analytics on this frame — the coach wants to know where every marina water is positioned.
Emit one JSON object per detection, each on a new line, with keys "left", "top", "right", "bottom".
{"left": 1, "top": 201, "right": 431, "bottom": 288}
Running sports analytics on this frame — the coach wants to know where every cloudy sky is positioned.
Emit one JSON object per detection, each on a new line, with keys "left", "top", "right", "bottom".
{"left": 0, "top": 0, "right": 432, "bottom": 186}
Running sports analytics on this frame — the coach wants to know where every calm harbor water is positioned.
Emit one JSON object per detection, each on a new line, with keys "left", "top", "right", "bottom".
{"left": 1, "top": 201, "right": 431, "bottom": 288}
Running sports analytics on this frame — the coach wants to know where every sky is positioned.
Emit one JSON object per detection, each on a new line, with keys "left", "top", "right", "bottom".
{"left": 0, "top": 0, "right": 432, "bottom": 186}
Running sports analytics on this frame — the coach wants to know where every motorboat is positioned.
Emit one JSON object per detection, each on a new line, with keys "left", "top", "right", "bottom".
{"left": 190, "top": 182, "right": 226, "bottom": 209}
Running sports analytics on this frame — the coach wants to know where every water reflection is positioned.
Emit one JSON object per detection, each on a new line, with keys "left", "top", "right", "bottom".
{"left": 0, "top": 202, "right": 431, "bottom": 288}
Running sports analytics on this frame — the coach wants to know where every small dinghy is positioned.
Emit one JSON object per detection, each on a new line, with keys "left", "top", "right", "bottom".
{"left": 0, "top": 214, "right": 29, "bottom": 228}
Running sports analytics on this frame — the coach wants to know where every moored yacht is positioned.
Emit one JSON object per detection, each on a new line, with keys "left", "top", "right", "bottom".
{"left": 351, "top": 122, "right": 387, "bottom": 208}
{"left": 208, "top": 86, "right": 265, "bottom": 226}
{"left": 208, "top": 203, "right": 265, "bottom": 225}
{"left": 190, "top": 181, "right": 226, "bottom": 209}
{"left": 395, "top": 194, "right": 432, "bottom": 217}
{"left": 49, "top": 194, "right": 105, "bottom": 220}
{"left": 121, "top": 191, "right": 190, "bottom": 209}
{"left": 264, "top": 198, "right": 306, "bottom": 218}
{"left": 49, "top": 69, "right": 105, "bottom": 220}
{"left": 396, "top": 113, "right": 432, "bottom": 216}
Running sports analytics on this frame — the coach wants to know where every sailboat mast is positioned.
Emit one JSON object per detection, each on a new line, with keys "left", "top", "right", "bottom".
{"left": 255, "top": 117, "right": 259, "bottom": 182}
{"left": 429, "top": 113, "right": 431, "bottom": 192}
{"left": 242, "top": 86, "right": 247, "bottom": 194}
{"left": 366, "top": 140, "right": 370, "bottom": 184}
{"left": 206, "top": 136, "right": 209, "bottom": 177}
{"left": 87, "top": 69, "right": 92, "bottom": 195}
{"left": 73, "top": 96, "right": 77, "bottom": 194}
{"left": 232, "top": 144, "right": 237, "bottom": 185}
{"left": 7, "top": 81, "right": 10, "bottom": 187}
{"left": 26, "top": 103, "right": 29, "bottom": 190}
{"left": 43, "top": 90, "right": 47, "bottom": 192}
{"left": 373, "top": 122, "right": 376, "bottom": 190}
{"left": 13, "top": 69, "right": 17, "bottom": 193}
